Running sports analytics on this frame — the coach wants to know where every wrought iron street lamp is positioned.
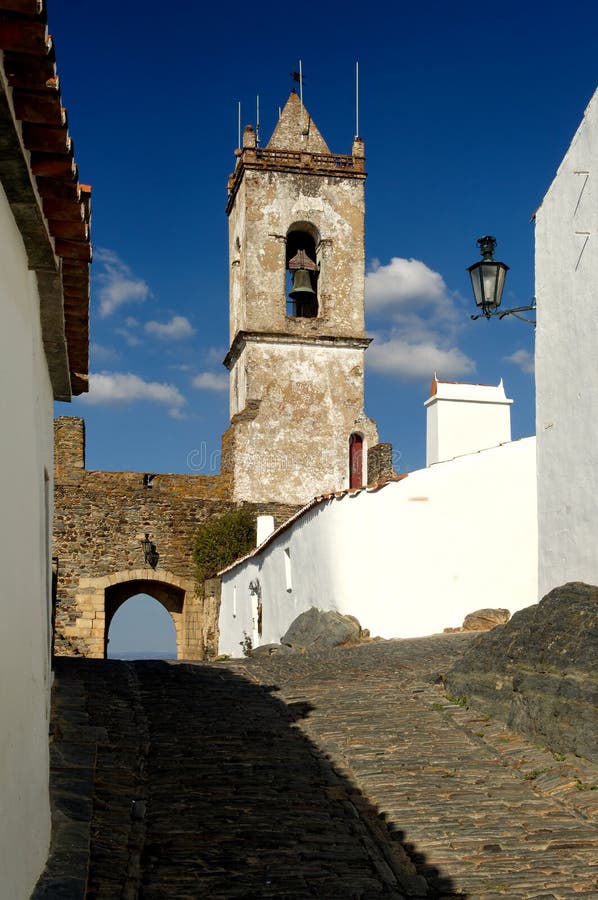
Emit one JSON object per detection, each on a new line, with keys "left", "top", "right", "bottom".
{"left": 468, "top": 236, "right": 508, "bottom": 317}
{"left": 141, "top": 533, "right": 159, "bottom": 569}
{"left": 468, "top": 236, "right": 536, "bottom": 323}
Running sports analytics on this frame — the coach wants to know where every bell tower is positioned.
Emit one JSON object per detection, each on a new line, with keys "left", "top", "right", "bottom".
{"left": 221, "top": 91, "right": 378, "bottom": 504}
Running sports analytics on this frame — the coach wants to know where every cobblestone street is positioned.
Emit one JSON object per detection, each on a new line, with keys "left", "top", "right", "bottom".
{"left": 36, "top": 635, "right": 598, "bottom": 898}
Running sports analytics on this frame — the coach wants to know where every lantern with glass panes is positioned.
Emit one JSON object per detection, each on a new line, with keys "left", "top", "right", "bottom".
{"left": 468, "top": 236, "right": 535, "bottom": 323}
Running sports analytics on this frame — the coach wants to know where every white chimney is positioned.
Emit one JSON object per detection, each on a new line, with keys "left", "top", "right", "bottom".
{"left": 425, "top": 376, "right": 513, "bottom": 466}
{"left": 256, "top": 515, "right": 275, "bottom": 545}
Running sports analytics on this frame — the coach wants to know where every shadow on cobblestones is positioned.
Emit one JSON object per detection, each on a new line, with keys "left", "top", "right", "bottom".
{"left": 36, "top": 657, "right": 461, "bottom": 899}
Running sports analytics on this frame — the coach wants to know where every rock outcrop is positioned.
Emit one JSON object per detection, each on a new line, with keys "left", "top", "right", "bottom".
{"left": 445, "top": 583, "right": 598, "bottom": 762}
{"left": 462, "top": 608, "right": 510, "bottom": 631}
{"left": 281, "top": 608, "right": 365, "bottom": 652}
{"left": 444, "top": 607, "right": 510, "bottom": 633}
{"left": 248, "top": 609, "right": 367, "bottom": 657}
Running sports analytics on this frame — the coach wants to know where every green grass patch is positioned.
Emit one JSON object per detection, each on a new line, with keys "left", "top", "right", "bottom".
{"left": 446, "top": 695, "right": 467, "bottom": 707}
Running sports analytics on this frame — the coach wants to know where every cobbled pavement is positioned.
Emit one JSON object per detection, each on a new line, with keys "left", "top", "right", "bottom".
{"left": 34, "top": 634, "right": 598, "bottom": 899}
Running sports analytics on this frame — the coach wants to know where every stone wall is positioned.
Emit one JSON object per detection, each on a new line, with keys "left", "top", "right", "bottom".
{"left": 54, "top": 417, "right": 298, "bottom": 659}
{"left": 224, "top": 340, "right": 378, "bottom": 504}
{"left": 367, "top": 443, "right": 395, "bottom": 484}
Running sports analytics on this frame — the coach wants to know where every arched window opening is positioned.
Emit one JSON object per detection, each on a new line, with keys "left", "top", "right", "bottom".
{"left": 349, "top": 433, "right": 364, "bottom": 489}
{"left": 286, "top": 228, "right": 318, "bottom": 318}
{"left": 107, "top": 593, "right": 177, "bottom": 660}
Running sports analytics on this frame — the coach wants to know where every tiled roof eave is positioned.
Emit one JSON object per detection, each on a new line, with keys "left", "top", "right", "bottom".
{"left": 218, "top": 474, "right": 409, "bottom": 577}
{"left": 0, "top": 1, "right": 91, "bottom": 395}
{"left": 0, "top": 58, "right": 74, "bottom": 399}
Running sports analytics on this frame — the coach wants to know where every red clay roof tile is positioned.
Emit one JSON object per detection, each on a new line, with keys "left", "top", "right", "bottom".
{"left": 0, "top": 0, "right": 90, "bottom": 395}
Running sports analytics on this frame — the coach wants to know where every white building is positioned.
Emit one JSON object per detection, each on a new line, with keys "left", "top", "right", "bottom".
{"left": 219, "top": 380, "right": 537, "bottom": 656}
{"left": 0, "top": 5, "right": 91, "bottom": 896}
{"left": 535, "top": 87, "right": 598, "bottom": 597}
{"left": 425, "top": 377, "right": 512, "bottom": 466}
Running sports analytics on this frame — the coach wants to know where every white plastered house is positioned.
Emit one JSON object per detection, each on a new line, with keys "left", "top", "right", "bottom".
{"left": 218, "top": 378, "right": 538, "bottom": 657}
{"left": 535, "top": 86, "right": 598, "bottom": 597}
{"left": 0, "top": 4, "right": 91, "bottom": 895}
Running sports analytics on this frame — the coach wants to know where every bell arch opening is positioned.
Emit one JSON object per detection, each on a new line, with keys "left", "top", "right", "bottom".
{"left": 286, "top": 222, "right": 320, "bottom": 318}
{"left": 105, "top": 579, "right": 184, "bottom": 659}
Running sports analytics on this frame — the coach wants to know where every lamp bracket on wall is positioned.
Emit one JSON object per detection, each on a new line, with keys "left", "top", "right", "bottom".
{"left": 471, "top": 301, "right": 536, "bottom": 324}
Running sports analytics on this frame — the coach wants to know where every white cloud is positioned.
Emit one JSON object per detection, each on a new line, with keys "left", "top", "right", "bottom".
{"left": 115, "top": 327, "right": 142, "bottom": 347}
{"left": 207, "top": 346, "right": 226, "bottom": 363}
{"left": 95, "top": 248, "right": 150, "bottom": 317}
{"left": 368, "top": 337, "right": 475, "bottom": 380}
{"left": 90, "top": 342, "right": 118, "bottom": 362}
{"left": 365, "top": 256, "right": 475, "bottom": 381}
{"left": 192, "top": 372, "right": 228, "bottom": 392}
{"left": 114, "top": 316, "right": 143, "bottom": 346}
{"left": 504, "top": 348, "right": 534, "bottom": 375}
{"left": 145, "top": 316, "right": 195, "bottom": 340}
{"left": 366, "top": 257, "right": 450, "bottom": 313}
{"left": 82, "top": 372, "right": 185, "bottom": 411}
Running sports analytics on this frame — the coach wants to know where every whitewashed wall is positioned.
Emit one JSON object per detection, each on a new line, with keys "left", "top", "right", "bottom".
{"left": 220, "top": 437, "right": 537, "bottom": 656}
{"left": 0, "top": 182, "right": 53, "bottom": 897}
{"left": 535, "top": 88, "right": 598, "bottom": 597}
{"left": 425, "top": 379, "right": 512, "bottom": 466}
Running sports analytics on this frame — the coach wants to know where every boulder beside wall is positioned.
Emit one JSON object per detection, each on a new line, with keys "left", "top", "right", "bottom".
{"left": 445, "top": 582, "right": 598, "bottom": 763}
{"left": 281, "top": 608, "right": 364, "bottom": 651}
{"left": 462, "top": 608, "right": 510, "bottom": 631}
{"left": 445, "top": 608, "right": 511, "bottom": 633}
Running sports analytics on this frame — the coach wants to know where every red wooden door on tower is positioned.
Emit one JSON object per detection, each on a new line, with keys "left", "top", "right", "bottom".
{"left": 349, "top": 433, "right": 363, "bottom": 489}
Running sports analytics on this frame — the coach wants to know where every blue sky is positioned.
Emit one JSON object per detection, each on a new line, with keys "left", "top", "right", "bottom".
{"left": 51, "top": 0, "right": 597, "bottom": 478}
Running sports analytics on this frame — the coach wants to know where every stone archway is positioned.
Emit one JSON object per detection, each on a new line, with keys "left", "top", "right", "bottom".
{"left": 66, "top": 568, "right": 216, "bottom": 660}
{"left": 105, "top": 579, "right": 183, "bottom": 658}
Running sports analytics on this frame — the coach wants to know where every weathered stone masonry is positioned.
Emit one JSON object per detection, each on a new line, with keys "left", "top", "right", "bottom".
{"left": 53, "top": 95, "right": 396, "bottom": 661}
{"left": 53, "top": 417, "right": 298, "bottom": 659}
{"left": 223, "top": 93, "right": 380, "bottom": 504}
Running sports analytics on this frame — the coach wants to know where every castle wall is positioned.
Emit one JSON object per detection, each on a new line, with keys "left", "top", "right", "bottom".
{"left": 54, "top": 417, "right": 297, "bottom": 658}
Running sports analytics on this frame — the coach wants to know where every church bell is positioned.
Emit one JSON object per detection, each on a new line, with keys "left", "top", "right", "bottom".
{"left": 289, "top": 267, "right": 316, "bottom": 301}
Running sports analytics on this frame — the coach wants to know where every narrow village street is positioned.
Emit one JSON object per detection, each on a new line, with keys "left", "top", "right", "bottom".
{"left": 36, "top": 635, "right": 598, "bottom": 899}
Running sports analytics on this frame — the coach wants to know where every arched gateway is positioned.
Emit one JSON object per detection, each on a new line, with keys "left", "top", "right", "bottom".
{"left": 52, "top": 418, "right": 299, "bottom": 661}
{"left": 67, "top": 569, "right": 208, "bottom": 660}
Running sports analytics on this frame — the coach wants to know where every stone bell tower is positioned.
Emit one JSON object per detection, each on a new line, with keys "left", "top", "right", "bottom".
{"left": 221, "top": 91, "right": 378, "bottom": 505}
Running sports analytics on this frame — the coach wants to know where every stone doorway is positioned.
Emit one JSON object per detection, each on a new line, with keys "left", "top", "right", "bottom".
{"left": 65, "top": 569, "right": 213, "bottom": 660}
{"left": 105, "top": 584, "right": 181, "bottom": 659}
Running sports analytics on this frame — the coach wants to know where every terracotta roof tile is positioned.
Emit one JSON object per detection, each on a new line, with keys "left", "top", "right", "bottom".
{"left": 0, "top": 0, "right": 91, "bottom": 395}
{"left": 218, "top": 473, "right": 410, "bottom": 576}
